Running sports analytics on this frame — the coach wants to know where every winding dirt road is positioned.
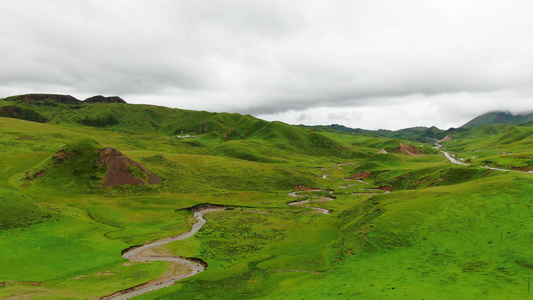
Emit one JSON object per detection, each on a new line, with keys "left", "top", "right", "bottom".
{"left": 101, "top": 207, "right": 225, "bottom": 300}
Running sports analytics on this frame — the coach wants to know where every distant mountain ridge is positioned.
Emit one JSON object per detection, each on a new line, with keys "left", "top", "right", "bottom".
{"left": 4, "top": 93, "right": 127, "bottom": 104}
{"left": 0, "top": 93, "right": 363, "bottom": 159}
{"left": 1, "top": 93, "right": 531, "bottom": 148}
{"left": 300, "top": 110, "right": 533, "bottom": 143}
{"left": 460, "top": 111, "right": 533, "bottom": 128}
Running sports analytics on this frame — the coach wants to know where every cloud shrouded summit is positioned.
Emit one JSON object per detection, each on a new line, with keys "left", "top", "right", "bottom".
{"left": 1, "top": 0, "right": 533, "bottom": 130}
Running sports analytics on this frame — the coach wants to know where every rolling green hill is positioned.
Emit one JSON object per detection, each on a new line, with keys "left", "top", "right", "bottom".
{"left": 303, "top": 110, "right": 533, "bottom": 143}
{"left": 461, "top": 111, "right": 533, "bottom": 128}
{"left": 441, "top": 123, "right": 533, "bottom": 171}
{"left": 0, "top": 94, "right": 532, "bottom": 299}
{"left": 0, "top": 94, "right": 364, "bottom": 159}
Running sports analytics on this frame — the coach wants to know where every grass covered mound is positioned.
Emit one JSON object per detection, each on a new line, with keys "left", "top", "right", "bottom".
{"left": 21, "top": 138, "right": 160, "bottom": 190}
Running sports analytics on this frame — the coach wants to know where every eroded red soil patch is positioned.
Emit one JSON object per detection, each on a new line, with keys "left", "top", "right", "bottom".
{"left": 352, "top": 172, "right": 372, "bottom": 179}
{"left": 100, "top": 148, "right": 160, "bottom": 187}
{"left": 294, "top": 184, "right": 322, "bottom": 192}
{"left": 394, "top": 142, "right": 423, "bottom": 156}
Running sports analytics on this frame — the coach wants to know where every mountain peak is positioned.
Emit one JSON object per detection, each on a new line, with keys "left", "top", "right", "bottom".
{"left": 461, "top": 111, "right": 533, "bottom": 128}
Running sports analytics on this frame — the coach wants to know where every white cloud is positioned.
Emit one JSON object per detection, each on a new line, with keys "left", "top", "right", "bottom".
{"left": 257, "top": 90, "right": 533, "bottom": 130}
{"left": 1, "top": 0, "right": 533, "bottom": 129}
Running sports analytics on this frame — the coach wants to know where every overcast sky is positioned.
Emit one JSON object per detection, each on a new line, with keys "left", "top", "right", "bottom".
{"left": 1, "top": 1, "right": 532, "bottom": 130}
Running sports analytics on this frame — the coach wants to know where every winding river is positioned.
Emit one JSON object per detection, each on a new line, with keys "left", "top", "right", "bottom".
{"left": 102, "top": 162, "right": 390, "bottom": 299}
{"left": 100, "top": 207, "right": 225, "bottom": 300}
{"left": 287, "top": 190, "right": 334, "bottom": 214}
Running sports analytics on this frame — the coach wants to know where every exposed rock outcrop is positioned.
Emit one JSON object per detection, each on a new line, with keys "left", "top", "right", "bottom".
{"left": 84, "top": 95, "right": 127, "bottom": 104}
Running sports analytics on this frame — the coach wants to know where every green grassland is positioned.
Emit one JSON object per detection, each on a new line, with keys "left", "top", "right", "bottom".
{"left": 0, "top": 97, "right": 532, "bottom": 299}
{"left": 442, "top": 123, "right": 533, "bottom": 171}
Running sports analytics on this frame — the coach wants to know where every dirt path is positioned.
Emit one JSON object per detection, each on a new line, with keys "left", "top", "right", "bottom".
{"left": 100, "top": 207, "right": 225, "bottom": 300}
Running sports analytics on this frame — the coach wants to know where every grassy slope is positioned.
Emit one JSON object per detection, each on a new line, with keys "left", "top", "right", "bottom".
{"left": 461, "top": 111, "right": 533, "bottom": 128}
{"left": 0, "top": 98, "right": 362, "bottom": 160}
{"left": 0, "top": 108, "right": 532, "bottom": 300}
{"left": 442, "top": 123, "right": 533, "bottom": 170}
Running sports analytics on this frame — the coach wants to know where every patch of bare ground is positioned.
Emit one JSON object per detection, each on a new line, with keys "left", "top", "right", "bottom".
{"left": 53, "top": 150, "right": 69, "bottom": 160}
{"left": 99, "top": 148, "right": 160, "bottom": 186}
{"left": 394, "top": 142, "right": 423, "bottom": 156}
{"left": 378, "top": 186, "right": 393, "bottom": 192}
{"left": 351, "top": 172, "right": 372, "bottom": 179}
{"left": 512, "top": 166, "right": 533, "bottom": 172}
{"left": 294, "top": 184, "right": 322, "bottom": 192}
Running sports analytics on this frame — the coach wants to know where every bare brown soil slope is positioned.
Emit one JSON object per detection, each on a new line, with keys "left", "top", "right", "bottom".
{"left": 440, "top": 134, "right": 453, "bottom": 142}
{"left": 394, "top": 142, "right": 423, "bottom": 156}
{"left": 100, "top": 148, "right": 160, "bottom": 186}
{"left": 351, "top": 172, "right": 373, "bottom": 179}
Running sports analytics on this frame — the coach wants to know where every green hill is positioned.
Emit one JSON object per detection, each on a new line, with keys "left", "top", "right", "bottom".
{"left": 301, "top": 124, "right": 449, "bottom": 143}
{"left": 0, "top": 94, "right": 532, "bottom": 300}
{"left": 0, "top": 94, "right": 366, "bottom": 159}
{"left": 21, "top": 138, "right": 161, "bottom": 191}
{"left": 461, "top": 111, "right": 533, "bottom": 128}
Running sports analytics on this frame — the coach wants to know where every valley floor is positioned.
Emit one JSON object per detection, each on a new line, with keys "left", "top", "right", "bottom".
{"left": 0, "top": 117, "right": 532, "bottom": 300}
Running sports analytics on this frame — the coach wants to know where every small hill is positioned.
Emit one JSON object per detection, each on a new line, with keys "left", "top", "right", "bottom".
{"left": 461, "top": 111, "right": 533, "bottom": 128}
{"left": 23, "top": 138, "right": 159, "bottom": 188}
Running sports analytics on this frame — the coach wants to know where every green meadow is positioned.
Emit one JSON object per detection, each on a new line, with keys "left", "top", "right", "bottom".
{"left": 0, "top": 96, "right": 532, "bottom": 299}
